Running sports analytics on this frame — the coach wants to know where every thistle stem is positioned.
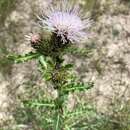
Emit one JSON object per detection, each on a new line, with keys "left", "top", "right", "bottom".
{"left": 53, "top": 55, "right": 64, "bottom": 130}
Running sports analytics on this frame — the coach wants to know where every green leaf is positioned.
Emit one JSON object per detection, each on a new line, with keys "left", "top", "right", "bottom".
{"left": 64, "top": 105, "right": 97, "bottom": 129}
{"left": 38, "top": 56, "right": 54, "bottom": 81}
{"left": 63, "top": 64, "right": 74, "bottom": 69}
{"left": 62, "top": 82, "right": 94, "bottom": 94}
{"left": 23, "top": 100, "right": 55, "bottom": 109}
{"left": 55, "top": 114, "right": 60, "bottom": 130}
{"left": 43, "top": 72, "right": 52, "bottom": 81}
{"left": 7, "top": 52, "right": 40, "bottom": 63}
{"left": 65, "top": 125, "right": 72, "bottom": 130}
{"left": 64, "top": 46, "right": 92, "bottom": 57}
{"left": 54, "top": 112, "right": 63, "bottom": 130}
{"left": 38, "top": 55, "right": 48, "bottom": 69}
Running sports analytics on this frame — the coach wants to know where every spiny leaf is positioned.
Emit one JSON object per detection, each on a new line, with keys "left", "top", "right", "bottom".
{"left": 23, "top": 99, "right": 55, "bottom": 109}
{"left": 62, "top": 82, "right": 94, "bottom": 94}
{"left": 64, "top": 46, "right": 92, "bottom": 57}
{"left": 7, "top": 52, "right": 41, "bottom": 63}
{"left": 64, "top": 105, "right": 97, "bottom": 129}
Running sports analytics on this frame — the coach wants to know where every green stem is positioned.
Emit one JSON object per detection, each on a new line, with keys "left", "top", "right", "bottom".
{"left": 55, "top": 114, "right": 60, "bottom": 130}
{"left": 53, "top": 56, "right": 64, "bottom": 130}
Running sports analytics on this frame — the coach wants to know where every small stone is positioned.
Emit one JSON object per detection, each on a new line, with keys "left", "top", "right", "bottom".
{"left": 113, "top": 24, "right": 122, "bottom": 32}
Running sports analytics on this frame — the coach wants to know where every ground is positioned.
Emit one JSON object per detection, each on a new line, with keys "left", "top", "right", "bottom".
{"left": 0, "top": 0, "right": 130, "bottom": 128}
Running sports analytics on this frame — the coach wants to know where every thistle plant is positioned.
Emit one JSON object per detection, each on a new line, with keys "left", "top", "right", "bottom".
{"left": 8, "top": 0, "right": 96, "bottom": 129}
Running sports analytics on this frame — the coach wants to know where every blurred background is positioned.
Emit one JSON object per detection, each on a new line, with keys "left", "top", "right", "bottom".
{"left": 0, "top": 0, "right": 130, "bottom": 129}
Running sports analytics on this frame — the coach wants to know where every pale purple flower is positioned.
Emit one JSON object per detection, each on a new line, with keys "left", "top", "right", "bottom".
{"left": 38, "top": 0, "right": 92, "bottom": 44}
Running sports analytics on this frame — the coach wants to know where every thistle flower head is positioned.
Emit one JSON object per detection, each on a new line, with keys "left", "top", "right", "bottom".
{"left": 38, "top": 0, "right": 92, "bottom": 44}
{"left": 25, "top": 33, "right": 41, "bottom": 44}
